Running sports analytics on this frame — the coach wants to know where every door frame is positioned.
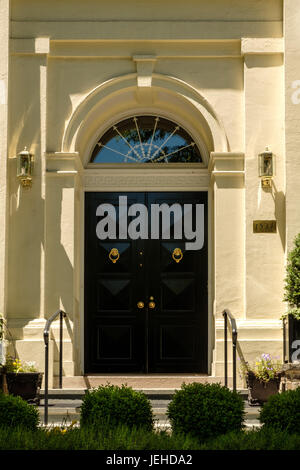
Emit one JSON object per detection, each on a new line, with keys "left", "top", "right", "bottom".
{"left": 80, "top": 167, "right": 213, "bottom": 374}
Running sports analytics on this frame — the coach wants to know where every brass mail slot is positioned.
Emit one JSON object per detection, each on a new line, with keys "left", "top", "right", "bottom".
{"left": 253, "top": 220, "right": 277, "bottom": 233}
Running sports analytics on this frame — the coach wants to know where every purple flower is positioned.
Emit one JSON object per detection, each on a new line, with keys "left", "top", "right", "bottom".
{"left": 262, "top": 353, "right": 271, "bottom": 359}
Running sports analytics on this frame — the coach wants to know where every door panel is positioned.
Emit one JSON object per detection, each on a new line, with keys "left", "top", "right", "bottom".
{"left": 85, "top": 193, "right": 146, "bottom": 372}
{"left": 84, "top": 191, "right": 208, "bottom": 373}
{"left": 146, "top": 192, "right": 208, "bottom": 373}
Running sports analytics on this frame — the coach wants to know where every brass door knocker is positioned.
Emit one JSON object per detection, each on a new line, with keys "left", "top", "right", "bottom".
{"left": 172, "top": 247, "right": 183, "bottom": 263}
{"left": 109, "top": 248, "right": 120, "bottom": 264}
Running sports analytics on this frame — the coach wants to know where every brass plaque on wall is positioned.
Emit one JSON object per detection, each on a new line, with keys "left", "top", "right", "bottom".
{"left": 253, "top": 220, "right": 277, "bottom": 233}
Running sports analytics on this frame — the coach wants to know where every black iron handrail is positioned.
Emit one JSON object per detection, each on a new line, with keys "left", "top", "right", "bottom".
{"left": 0, "top": 316, "right": 3, "bottom": 342}
{"left": 283, "top": 316, "right": 288, "bottom": 363}
{"left": 43, "top": 310, "right": 67, "bottom": 425}
{"left": 283, "top": 315, "right": 292, "bottom": 364}
{"left": 223, "top": 309, "right": 238, "bottom": 391}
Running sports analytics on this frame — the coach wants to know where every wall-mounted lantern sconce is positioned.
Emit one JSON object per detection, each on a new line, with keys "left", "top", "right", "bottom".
{"left": 17, "top": 147, "right": 34, "bottom": 188}
{"left": 258, "top": 147, "right": 274, "bottom": 189}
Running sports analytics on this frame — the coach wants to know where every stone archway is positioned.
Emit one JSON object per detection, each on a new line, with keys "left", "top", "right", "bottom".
{"left": 57, "top": 72, "right": 232, "bottom": 376}
{"left": 62, "top": 73, "right": 229, "bottom": 167}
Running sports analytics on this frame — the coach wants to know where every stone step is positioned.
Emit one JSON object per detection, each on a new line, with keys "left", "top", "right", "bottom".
{"left": 37, "top": 401, "right": 261, "bottom": 428}
{"left": 39, "top": 406, "right": 260, "bottom": 428}
{"left": 41, "top": 387, "right": 249, "bottom": 400}
{"left": 57, "top": 375, "right": 234, "bottom": 389}
{"left": 38, "top": 384, "right": 253, "bottom": 428}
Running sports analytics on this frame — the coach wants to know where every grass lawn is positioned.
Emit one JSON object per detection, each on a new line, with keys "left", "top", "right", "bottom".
{"left": 0, "top": 425, "right": 299, "bottom": 450}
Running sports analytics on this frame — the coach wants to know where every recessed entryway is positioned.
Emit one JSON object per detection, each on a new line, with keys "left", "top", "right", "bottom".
{"left": 84, "top": 191, "right": 208, "bottom": 374}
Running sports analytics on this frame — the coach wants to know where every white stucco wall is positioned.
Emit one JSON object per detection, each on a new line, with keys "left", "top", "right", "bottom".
{"left": 1, "top": 0, "right": 291, "bottom": 381}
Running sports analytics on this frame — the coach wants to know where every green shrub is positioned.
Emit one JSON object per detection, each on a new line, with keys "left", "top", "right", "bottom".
{"left": 283, "top": 232, "right": 300, "bottom": 320}
{"left": 0, "top": 392, "right": 39, "bottom": 430}
{"left": 167, "top": 382, "right": 245, "bottom": 440}
{"left": 80, "top": 384, "right": 154, "bottom": 431}
{"left": 259, "top": 387, "right": 300, "bottom": 433}
{"left": 283, "top": 233, "right": 300, "bottom": 320}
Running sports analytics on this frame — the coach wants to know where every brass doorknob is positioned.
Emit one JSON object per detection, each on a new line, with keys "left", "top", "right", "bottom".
{"left": 148, "top": 301, "right": 156, "bottom": 309}
{"left": 137, "top": 301, "right": 144, "bottom": 309}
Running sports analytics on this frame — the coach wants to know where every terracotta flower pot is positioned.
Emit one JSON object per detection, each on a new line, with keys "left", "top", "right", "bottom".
{"left": 4, "top": 372, "right": 43, "bottom": 405}
{"left": 246, "top": 371, "right": 281, "bottom": 406}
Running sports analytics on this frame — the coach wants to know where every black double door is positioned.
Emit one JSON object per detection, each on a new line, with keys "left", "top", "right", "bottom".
{"left": 85, "top": 192, "right": 208, "bottom": 373}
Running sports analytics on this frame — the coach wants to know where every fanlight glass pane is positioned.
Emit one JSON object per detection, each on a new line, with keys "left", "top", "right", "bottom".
{"left": 90, "top": 116, "right": 202, "bottom": 164}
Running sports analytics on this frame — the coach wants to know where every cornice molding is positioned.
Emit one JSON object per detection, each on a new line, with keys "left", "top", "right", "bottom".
{"left": 11, "top": 37, "right": 50, "bottom": 55}
{"left": 209, "top": 152, "right": 244, "bottom": 172}
{"left": 45, "top": 151, "right": 83, "bottom": 174}
{"left": 241, "top": 38, "right": 283, "bottom": 56}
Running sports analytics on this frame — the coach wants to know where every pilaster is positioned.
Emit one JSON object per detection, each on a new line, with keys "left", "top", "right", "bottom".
{"left": 284, "top": 0, "right": 300, "bottom": 250}
{"left": 210, "top": 152, "right": 245, "bottom": 319}
{"left": 243, "top": 38, "right": 285, "bottom": 320}
{"left": 0, "top": 0, "right": 10, "bottom": 319}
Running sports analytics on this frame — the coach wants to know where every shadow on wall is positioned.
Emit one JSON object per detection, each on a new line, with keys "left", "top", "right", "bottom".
{"left": 7, "top": 172, "right": 75, "bottom": 325}
{"left": 7, "top": 55, "right": 46, "bottom": 320}
{"left": 270, "top": 181, "right": 286, "bottom": 252}
{"left": 45, "top": 178, "right": 77, "bottom": 373}
{"left": 45, "top": 178, "right": 75, "bottom": 323}
{"left": 7, "top": 178, "right": 44, "bottom": 318}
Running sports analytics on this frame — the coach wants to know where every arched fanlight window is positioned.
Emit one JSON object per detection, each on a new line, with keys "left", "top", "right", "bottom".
{"left": 90, "top": 116, "right": 202, "bottom": 163}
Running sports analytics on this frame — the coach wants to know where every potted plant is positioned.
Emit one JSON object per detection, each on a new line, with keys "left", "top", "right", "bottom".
{"left": 283, "top": 232, "right": 300, "bottom": 362}
{"left": 0, "top": 356, "right": 43, "bottom": 405}
{"left": 241, "top": 354, "right": 282, "bottom": 405}
{"left": 0, "top": 316, "right": 7, "bottom": 395}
